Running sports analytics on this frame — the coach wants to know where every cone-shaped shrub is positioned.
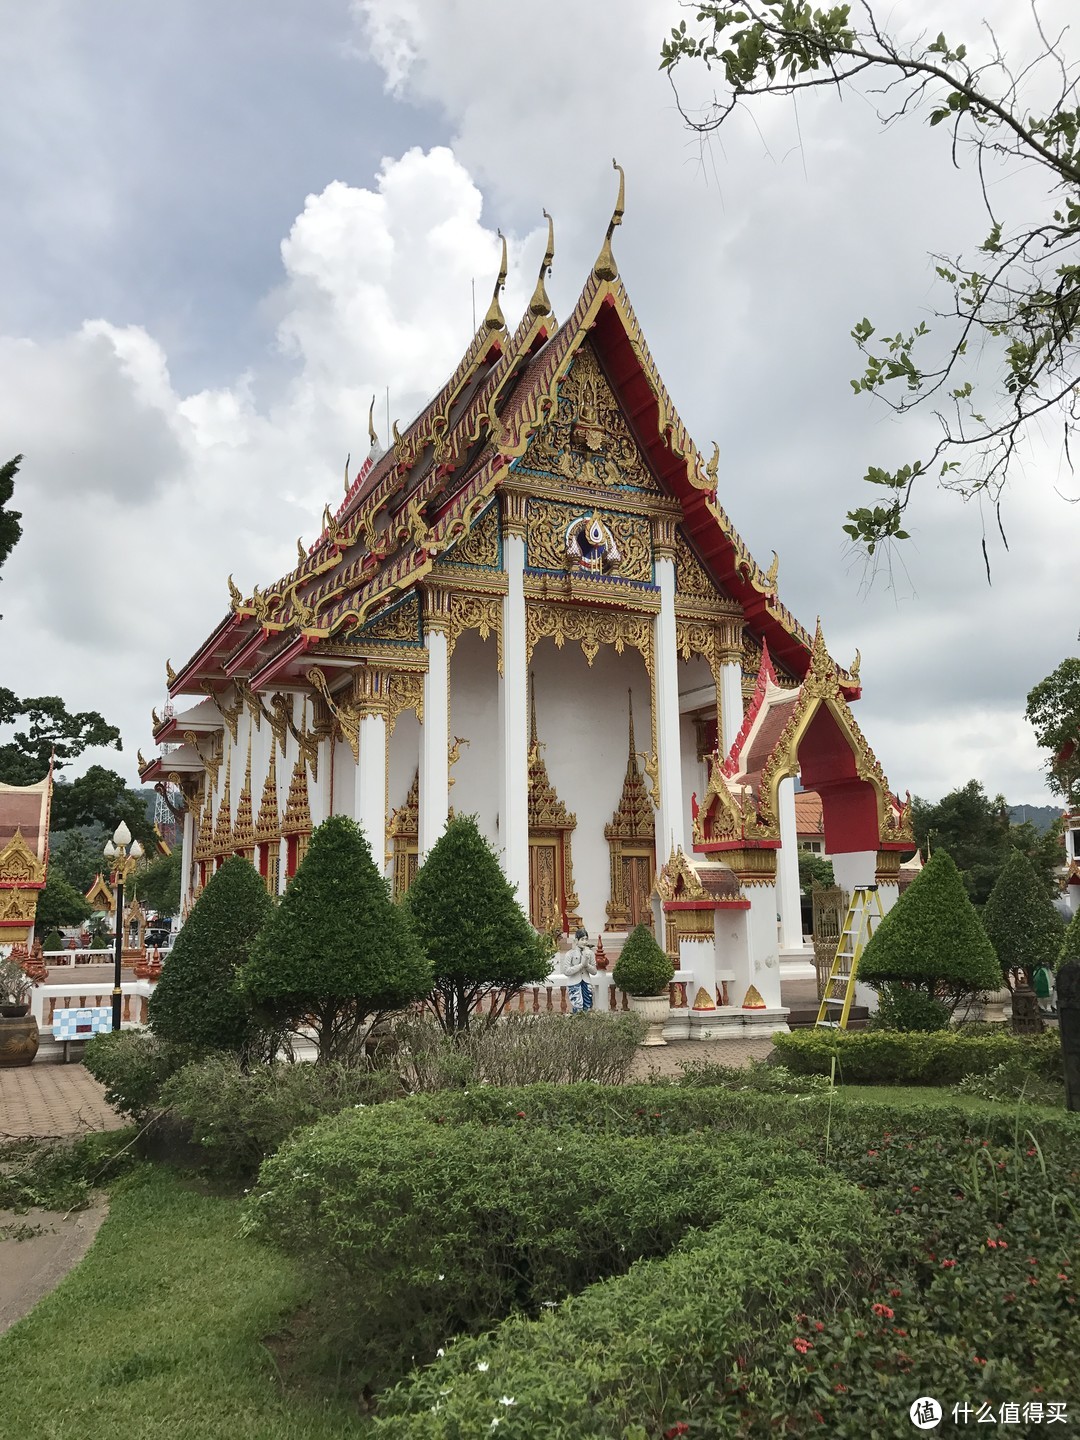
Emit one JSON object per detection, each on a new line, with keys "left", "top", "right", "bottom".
{"left": 149, "top": 855, "right": 270, "bottom": 1051}
{"left": 240, "top": 815, "right": 430, "bottom": 1061}
{"left": 982, "top": 850, "right": 1064, "bottom": 985}
{"left": 858, "top": 850, "right": 1002, "bottom": 1001}
{"left": 1060, "top": 906, "right": 1080, "bottom": 972}
{"left": 405, "top": 814, "right": 549, "bottom": 1032}
{"left": 612, "top": 923, "right": 674, "bottom": 997}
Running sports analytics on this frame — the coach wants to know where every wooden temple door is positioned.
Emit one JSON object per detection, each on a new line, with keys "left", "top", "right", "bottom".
{"left": 621, "top": 850, "right": 655, "bottom": 929}
{"left": 528, "top": 837, "right": 563, "bottom": 932}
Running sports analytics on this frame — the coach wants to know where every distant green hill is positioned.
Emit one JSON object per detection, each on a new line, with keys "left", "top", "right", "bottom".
{"left": 1008, "top": 803, "right": 1063, "bottom": 835}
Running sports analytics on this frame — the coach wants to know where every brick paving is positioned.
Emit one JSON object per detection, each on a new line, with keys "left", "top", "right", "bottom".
{"left": 0, "top": 1065, "right": 122, "bottom": 1140}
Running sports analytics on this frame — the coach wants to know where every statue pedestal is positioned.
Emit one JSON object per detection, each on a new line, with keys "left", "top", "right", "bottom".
{"left": 740, "top": 1006, "right": 790, "bottom": 1037}
{"left": 689, "top": 1006, "right": 746, "bottom": 1040}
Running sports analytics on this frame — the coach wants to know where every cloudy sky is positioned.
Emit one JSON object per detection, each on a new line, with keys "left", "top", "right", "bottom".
{"left": 2, "top": 0, "right": 1075, "bottom": 808}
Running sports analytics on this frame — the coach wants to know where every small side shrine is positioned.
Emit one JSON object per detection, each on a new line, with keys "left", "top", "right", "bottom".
{"left": 0, "top": 768, "right": 53, "bottom": 949}
{"left": 658, "top": 624, "right": 914, "bottom": 1029}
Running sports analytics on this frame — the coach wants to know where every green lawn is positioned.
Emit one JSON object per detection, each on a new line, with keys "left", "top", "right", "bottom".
{"left": 828, "top": 1082, "right": 1067, "bottom": 1119}
{"left": 0, "top": 1167, "right": 359, "bottom": 1440}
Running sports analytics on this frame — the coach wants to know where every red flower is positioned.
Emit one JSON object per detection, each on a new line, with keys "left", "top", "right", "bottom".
{"left": 1059, "top": 1272, "right": 1069, "bottom": 1282}
{"left": 974, "top": 1356, "right": 986, "bottom": 1366}
{"left": 814, "top": 1322, "right": 824, "bottom": 1332}
{"left": 911, "top": 1185, "right": 921, "bottom": 1193}
{"left": 872, "top": 1304, "right": 894, "bottom": 1319}
{"left": 867, "top": 1149, "right": 878, "bottom": 1157}
{"left": 941, "top": 1259, "right": 957, "bottom": 1269}
{"left": 664, "top": 1426, "right": 690, "bottom": 1439}
{"left": 1029, "top": 1277, "right": 1039, "bottom": 1286}
{"left": 1027, "top": 1147, "right": 1037, "bottom": 1156}
{"left": 894, "top": 1328, "right": 908, "bottom": 1337}
{"left": 516, "top": 1111, "right": 526, "bottom": 1119}
{"left": 1003, "top": 1292, "right": 1016, "bottom": 1303}
{"left": 834, "top": 1384, "right": 847, "bottom": 1393}
{"left": 889, "top": 1288, "right": 902, "bottom": 1298}
{"left": 793, "top": 1338, "right": 814, "bottom": 1354}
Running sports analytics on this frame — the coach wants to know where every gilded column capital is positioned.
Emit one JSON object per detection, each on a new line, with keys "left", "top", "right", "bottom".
{"left": 651, "top": 516, "right": 677, "bottom": 561}
{"left": 501, "top": 491, "right": 528, "bottom": 539}
{"left": 421, "top": 583, "right": 453, "bottom": 635}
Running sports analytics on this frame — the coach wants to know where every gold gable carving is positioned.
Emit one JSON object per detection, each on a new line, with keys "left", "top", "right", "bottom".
{"left": 0, "top": 888, "right": 39, "bottom": 923}
{"left": 519, "top": 343, "right": 659, "bottom": 494}
{"left": 254, "top": 746, "right": 280, "bottom": 844}
{"left": 359, "top": 595, "right": 421, "bottom": 644}
{"left": 0, "top": 829, "right": 44, "bottom": 884}
{"left": 526, "top": 499, "right": 652, "bottom": 581}
{"left": 444, "top": 504, "right": 500, "bottom": 568}
{"left": 675, "top": 533, "right": 723, "bottom": 600}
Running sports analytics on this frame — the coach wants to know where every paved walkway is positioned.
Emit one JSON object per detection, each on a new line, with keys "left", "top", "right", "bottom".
{"left": 0, "top": 1198, "right": 108, "bottom": 1337}
{"left": 0, "top": 1065, "right": 122, "bottom": 1140}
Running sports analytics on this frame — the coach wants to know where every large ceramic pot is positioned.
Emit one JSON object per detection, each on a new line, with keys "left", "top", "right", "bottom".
{"left": 628, "top": 993, "right": 670, "bottom": 1047}
{"left": 981, "top": 987, "right": 1012, "bottom": 1025}
{"left": 0, "top": 1011, "right": 40, "bottom": 1067}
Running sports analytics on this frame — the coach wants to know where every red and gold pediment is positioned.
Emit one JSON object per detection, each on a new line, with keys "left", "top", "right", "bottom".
{"left": 0, "top": 828, "right": 45, "bottom": 885}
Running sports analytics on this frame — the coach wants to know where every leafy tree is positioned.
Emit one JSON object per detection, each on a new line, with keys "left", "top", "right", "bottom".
{"left": 150, "top": 856, "right": 270, "bottom": 1054}
{"left": 859, "top": 849, "right": 1003, "bottom": 1004}
{"left": 405, "top": 814, "right": 549, "bottom": 1032}
{"left": 1060, "top": 906, "right": 1080, "bottom": 972}
{"left": 612, "top": 923, "right": 675, "bottom": 997}
{"left": 1026, "top": 658, "right": 1080, "bottom": 807}
{"left": 49, "top": 829, "right": 109, "bottom": 896}
{"left": 134, "top": 850, "right": 181, "bottom": 916}
{"left": 798, "top": 849, "right": 835, "bottom": 896}
{"left": 0, "top": 695, "right": 122, "bottom": 785}
{"left": 50, "top": 767, "right": 153, "bottom": 847}
{"left": 911, "top": 779, "right": 1056, "bottom": 905}
{"left": 0, "top": 454, "right": 22, "bottom": 613}
{"left": 662, "top": 5, "right": 1080, "bottom": 567}
{"left": 241, "top": 816, "right": 431, "bottom": 1062}
{"left": 982, "top": 850, "right": 1065, "bottom": 988}
{"left": 35, "top": 869, "right": 93, "bottom": 931}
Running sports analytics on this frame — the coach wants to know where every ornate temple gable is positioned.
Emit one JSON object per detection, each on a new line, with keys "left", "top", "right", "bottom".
{"left": 85, "top": 873, "right": 115, "bottom": 912}
{"left": 675, "top": 531, "right": 729, "bottom": 603}
{"left": 694, "top": 625, "right": 911, "bottom": 851}
{"left": 0, "top": 828, "right": 45, "bottom": 886}
{"left": 525, "top": 497, "right": 653, "bottom": 583}
{"left": 352, "top": 594, "right": 423, "bottom": 647}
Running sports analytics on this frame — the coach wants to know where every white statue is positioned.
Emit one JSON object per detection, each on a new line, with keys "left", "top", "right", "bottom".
{"left": 564, "top": 927, "right": 597, "bottom": 1013}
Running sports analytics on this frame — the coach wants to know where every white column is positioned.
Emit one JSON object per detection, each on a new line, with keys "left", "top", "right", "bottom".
{"left": 744, "top": 883, "right": 783, "bottom": 1011}
{"left": 719, "top": 660, "right": 743, "bottom": 757}
{"left": 777, "top": 777, "right": 804, "bottom": 949}
{"left": 420, "top": 627, "right": 450, "bottom": 859}
{"left": 354, "top": 712, "right": 388, "bottom": 866}
{"left": 654, "top": 554, "right": 684, "bottom": 859}
{"left": 499, "top": 531, "right": 530, "bottom": 910}
{"left": 831, "top": 850, "right": 880, "bottom": 1013}
{"left": 180, "top": 805, "right": 195, "bottom": 914}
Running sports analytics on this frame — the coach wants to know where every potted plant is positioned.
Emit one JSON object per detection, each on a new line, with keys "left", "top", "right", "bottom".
{"left": 612, "top": 924, "right": 674, "bottom": 1046}
{"left": 0, "top": 954, "right": 40, "bottom": 1068}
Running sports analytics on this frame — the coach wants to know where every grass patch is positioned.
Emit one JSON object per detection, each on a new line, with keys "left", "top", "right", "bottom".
{"left": 0, "top": 1166, "right": 358, "bottom": 1440}
{"left": 830, "top": 1083, "right": 1066, "bottom": 1119}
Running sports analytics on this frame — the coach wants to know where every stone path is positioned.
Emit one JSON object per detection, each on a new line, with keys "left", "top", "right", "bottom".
{"left": 0, "top": 1065, "right": 122, "bottom": 1141}
{"left": 0, "top": 1198, "right": 108, "bottom": 1337}
{"left": 627, "top": 1035, "right": 777, "bottom": 1081}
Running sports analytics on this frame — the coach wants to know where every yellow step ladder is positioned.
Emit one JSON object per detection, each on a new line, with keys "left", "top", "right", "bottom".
{"left": 815, "top": 885, "right": 885, "bottom": 1029}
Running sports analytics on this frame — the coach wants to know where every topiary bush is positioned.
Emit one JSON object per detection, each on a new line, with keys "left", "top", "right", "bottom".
{"left": 859, "top": 849, "right": 1002, "bottom": 1003}
{"left": 611, "top": 923, "right": 673, "bottom": 996}
{"left": 240, "top": 815, "right": 432, "bottom": 1063}
{"left": 149, "top": 855, "right": 271, "bottom": 1053}
{"left": 158, "top": 1054, "right": 401, "bottom": 1185}
{"left": 866, "top": 982, "right": 951, "bottom": 1032}
{"left": 405, "top": 814, "right": 550, "bottom": 1031}
{"left": 41, "top": 930, "right": 64, "bottom": 953}
{"left": 982, "top": 849, "right": 1064, "bottom": 986}
{"left": 771, "top": 1026, "right": 1064, "bottom": 1085}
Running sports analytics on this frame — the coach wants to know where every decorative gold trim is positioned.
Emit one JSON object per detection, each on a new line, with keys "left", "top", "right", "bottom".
{"left": 202, "top": 683, "right": 243, "bottom": 744}
{"left": 446, "top": 593, "right": 503, "bottom": 675}
{"left": 280, "top": 754, "right": 312, "bottom": 837}
{"left": 212, "top": 748, "right": 233, "bottom": 856}
{"left": 254, "top": 745, "right": 280, "bottom": 845}
{"left": 604, "top": 692, "right": 656, "bottom": 927}
{"left": 528, "top": 676, "right": 578, "bottom": 918}
{"left": 0, "top": 829, "right": 44, "bottom": 885}
{"left": 184, "top": 730, "right": 222, "bottom": 793}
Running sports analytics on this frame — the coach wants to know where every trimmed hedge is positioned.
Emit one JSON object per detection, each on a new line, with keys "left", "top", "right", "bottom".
{"left": 982, "top": 850, "right": 1064, "bottom": 982}
{"left": 245, "top": 1101, "right": 830, "bottom": 1390}
{"left": 772, "top": 1027, "right": 1063, "bottom": 1085}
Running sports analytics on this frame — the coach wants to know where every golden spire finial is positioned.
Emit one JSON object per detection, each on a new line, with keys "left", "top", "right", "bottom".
{"left": 627, "top": 687, "right": 636, "bottom": 758}
{"left": 166, "top": 659, "right": 178, "bottom": 688}
{"left": 483, "top": 230, "right": 509, "bottom": 332}
{"left": 368, "top": 395, "right": 378, "bottom": 449}
{"left": 529, "top": 671, "right": 539, "bottom": 748}
{"left": 593, "top": 159, "right": 625, "bottom": 282}
{"left": 227, "top": 574, "right": 243, "bottom": 611}
{"left": 343, "top": 451, "right": 351, "bottom": 496}
{"left": 528, "top": 211, "right": 555, "bottom": 317}
{"left": 297, "top": 536, "right": 306, "bottom": 565}
{"left": 706, "top": 443, "right": 720, "bottom": 485}
{"left": 244, "top": 725, "right": 252, "bottom": 790}
{"left": 764, "top": 551, "right": 779, "bottom": 589}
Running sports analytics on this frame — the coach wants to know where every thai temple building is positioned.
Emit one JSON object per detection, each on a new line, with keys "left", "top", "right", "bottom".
{"left": 140, "top": 169, "right": 912, "bottom": 1028}
{"left": 0, "top": 768, "right": 53, "bottom": 948}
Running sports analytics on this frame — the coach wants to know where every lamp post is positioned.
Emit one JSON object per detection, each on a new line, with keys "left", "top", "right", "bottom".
{"left": 104, "top": 822, "right": 144, "bottom": 1032}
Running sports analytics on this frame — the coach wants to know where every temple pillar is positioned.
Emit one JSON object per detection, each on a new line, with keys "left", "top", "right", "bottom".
{"left": 776, "top": 777, "right": 804, "bottom": 949}
{"left": 499, "top": 503, "right": 530, "bottom": 910}
{"left": 719, "top": 659, "right": 743, "bottom": 756}
{"left": 354, "top": 712, "right": 388, "bottom": 867}
{"left": 180, "top": 804, "right": 195, "bottom": 912}
{"left": 653, "top": 532, "right": 684, "bottom": 859}
{"left": 832, "top": 850, "right": 880, "bottom": 1013}
{"left": 420, "top": 619, "right": 450, "bottom": 859}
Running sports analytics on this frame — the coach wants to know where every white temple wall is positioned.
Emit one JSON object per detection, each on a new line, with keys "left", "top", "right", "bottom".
{"left": 529, "top": 640, "right": 651, "bottom": 938}
{"left": 331, "top": 737, "right": 354, "bottom": 818}
{"left": 832, "top": 849, "right": 880, "bottom": 1013}
{"left": 676, "top": 655, "right": 712, "bottom": 850}
{"left": 447, "top": 628, "right": 500, "bottom": 853}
